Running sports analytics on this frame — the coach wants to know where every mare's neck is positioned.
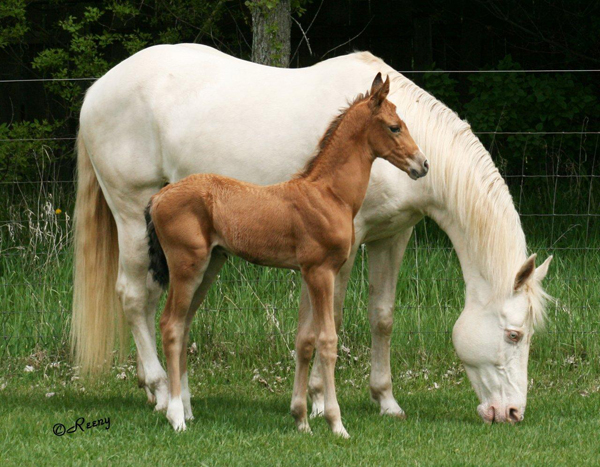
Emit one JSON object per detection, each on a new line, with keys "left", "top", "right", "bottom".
{"left": 303, "top": 135, "right": 374, "bottom": 216}
{"left": 387, "top": 72, "right": 527, "bottom": 304}
{"left": 422, "top": 161, "right": 527, "bottom": 307}
{"left": 426, "top": 208, "right": 494, "bottom": 306}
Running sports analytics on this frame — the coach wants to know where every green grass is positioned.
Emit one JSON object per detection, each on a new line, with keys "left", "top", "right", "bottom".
{"left": 1, "top": 173, "right": 599, "bottom": 365}
{"left": 1, "top": 360, "right": 599, "bottom": 466}
{"left": 1, "top": 226, "right": 599, "bottom": 380}
{"left": 1, "top": 177, "right": 599, "bottom": 464}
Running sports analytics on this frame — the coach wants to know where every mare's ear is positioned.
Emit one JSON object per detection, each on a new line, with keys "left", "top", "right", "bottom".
{"left": 369, "top": 75, "right": 390, "bottom": 110}
{"left": 534, "top": 255, "right": 553, "bottom": 282}
{"left": 514, "top": 254, "right": 537, "bottom": 291}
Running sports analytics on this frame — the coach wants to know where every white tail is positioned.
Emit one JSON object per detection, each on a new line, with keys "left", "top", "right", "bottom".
{"left": 71, "top": 134, "right": 128, "bottom": 374}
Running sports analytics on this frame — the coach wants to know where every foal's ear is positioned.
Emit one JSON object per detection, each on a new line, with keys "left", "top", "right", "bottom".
{"left": 370, "top": 72, "right": 384, "bottom": 94}
{"left": 514, "top": 254, "right": 537, "bottom": 291}
{"left": 369, "top": 75, "right": 390, "bottom": 110}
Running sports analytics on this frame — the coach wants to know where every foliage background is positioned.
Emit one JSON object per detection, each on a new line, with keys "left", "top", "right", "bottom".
{"left": 1, "top": 0, "right": 599, "bottom": 181}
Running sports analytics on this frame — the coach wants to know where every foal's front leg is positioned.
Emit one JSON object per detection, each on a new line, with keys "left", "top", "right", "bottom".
{"left": 308, "top": 246, "right": 357, "bottom": 418}
{"left": 303, "top": 266, "right": 349, "bottom": 438}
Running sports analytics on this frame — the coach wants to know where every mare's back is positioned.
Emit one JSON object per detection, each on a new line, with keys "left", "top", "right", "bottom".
{"left": 80, "top": 45, "right": 387, "bottom": 188}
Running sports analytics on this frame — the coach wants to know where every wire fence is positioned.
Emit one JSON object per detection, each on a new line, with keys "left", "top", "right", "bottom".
{"left": 0, "top": 72, "right": 599, "bottom": 363}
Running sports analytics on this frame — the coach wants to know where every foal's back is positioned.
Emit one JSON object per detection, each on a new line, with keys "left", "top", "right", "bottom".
{"left": 150, "top": 173, "right": 342, "bottom": 270}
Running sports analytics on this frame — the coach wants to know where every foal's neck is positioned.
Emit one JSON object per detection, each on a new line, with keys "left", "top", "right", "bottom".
{"left": 303, "top": 130, "right": 374, "bottom": 216}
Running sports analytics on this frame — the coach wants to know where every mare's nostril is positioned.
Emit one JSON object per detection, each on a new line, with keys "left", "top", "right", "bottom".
{"left": 423, "top": 159, "right": 429, "bottom": 171}
{"left": 508, "top": 407, "right": 520, "bottom": 423}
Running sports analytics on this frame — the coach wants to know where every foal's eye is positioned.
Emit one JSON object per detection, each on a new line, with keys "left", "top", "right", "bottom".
{"left": 389, "top": 126, "right": 400, "bottom": 133}
{"left": 506, "top": 330, "right": 522, "bottom": 343}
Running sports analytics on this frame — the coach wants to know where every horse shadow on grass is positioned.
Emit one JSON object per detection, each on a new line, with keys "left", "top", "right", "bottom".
{"left": 5, "top": 385, "right": 549, "bottom": 433}
{"left": 183, "top": 391, "right": 483, "bottom": 432}
{"left": 2, "top": 388, "right": 296, "bottom": 434}
{"left": 3, "top": 390, "right": 146, "bottom": 417}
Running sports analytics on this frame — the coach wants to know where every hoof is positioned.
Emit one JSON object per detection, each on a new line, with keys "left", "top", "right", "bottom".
{"left": 167, "top": 397, "right": 186, "bottom": 432}
{"left": 154, "top": 400, "right": 168, "bottom": 412}
{"left": 333, "top": 425, "right": 350, "bottom": 439}
{"left": 296, "top": 419, "right": 312, "bottom": 434}
{"left": 183, "top": 400, "right": 194, "bottom": 420}
{"left": 381, "top": 408, "right": 406, "bottom": 419}
{"left": 154, "top": 384, "right": 169, "bottom": 412}
{"left": 145, "top": 387, "right": 156, "bottom": 405}
{"left": 379, "top": 399, "right": 406, "bottom": 419}
{"left": 169, "top": 419, "right": 187, "bottom": 432}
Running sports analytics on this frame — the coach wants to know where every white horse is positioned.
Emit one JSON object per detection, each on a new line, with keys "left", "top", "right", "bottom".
{"left": 72, "top": 44, "right": 552, "bottom": 428}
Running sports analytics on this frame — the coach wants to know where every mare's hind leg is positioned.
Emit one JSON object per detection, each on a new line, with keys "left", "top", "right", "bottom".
{"left": 161, "top": 245, "right": 211, "bottom": 431}
{"left": 114, "top": 215, "right": 169, "bottom": 411}
{"left": 137, "top": 275, "right": 163, "bottom": 404}
{"left": 309, "top": 246, "right": 357, "bottom": 418}
{"left": 137, "top": 355, "right": 153, "bottom": 404}
{"left": 179, "top": 249, "right": 228, "bottom": 421}
{"left": 142, "top": 275, "right": 163, "bottom": 404}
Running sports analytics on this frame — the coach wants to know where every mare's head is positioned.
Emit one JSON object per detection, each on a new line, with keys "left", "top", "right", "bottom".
{"left": 363, "top": 73, "right": 429, "bottom": 179}
{"left": 452, "top": 254, "right": 553, "bottom": 423}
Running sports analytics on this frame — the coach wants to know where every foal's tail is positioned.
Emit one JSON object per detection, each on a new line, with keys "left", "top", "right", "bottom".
{"left": 71, "top": 133, "right": 128, "bottom": 375}
{"left": 145, "top": 200, "right": 169, "bottom": 288}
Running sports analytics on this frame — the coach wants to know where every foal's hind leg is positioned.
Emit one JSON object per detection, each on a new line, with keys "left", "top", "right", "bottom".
{"left": 161, "top": 247, "right": 211, "bottom": 431}
{"left": 290, "top": 281, "right": 316, "bottom": 433}
{"left": 179, "top": 250, "right": 228, "bottom": 421}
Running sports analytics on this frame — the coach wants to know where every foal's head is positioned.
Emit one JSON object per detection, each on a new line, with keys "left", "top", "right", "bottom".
{"left": 363, "top": 73, "right": 428, "bottom": 180}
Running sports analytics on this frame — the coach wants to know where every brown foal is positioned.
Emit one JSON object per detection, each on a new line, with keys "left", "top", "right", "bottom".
{"left": 145, "top": 74, "right": 428, "bottom": 435}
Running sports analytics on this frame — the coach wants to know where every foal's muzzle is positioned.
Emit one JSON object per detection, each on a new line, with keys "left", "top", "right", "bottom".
{"left": 408, "top": 151, "right": 429, "bottom": 180}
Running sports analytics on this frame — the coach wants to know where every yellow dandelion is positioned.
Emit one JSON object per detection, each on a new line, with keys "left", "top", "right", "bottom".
{"left": 55, "top": 209, "right": 62, "bottom": 214}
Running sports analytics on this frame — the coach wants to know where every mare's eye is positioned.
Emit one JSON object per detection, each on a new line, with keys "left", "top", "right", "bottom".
{"left": 506, "top": 330, "right": 521, "bottom": 343}
{"left": 389, "top": 126, "right": 400, "bottom": 133}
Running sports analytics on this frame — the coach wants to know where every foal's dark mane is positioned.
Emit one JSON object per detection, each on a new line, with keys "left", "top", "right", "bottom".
{"left": 295, "top": 91, "right": 371, "bottom": 179}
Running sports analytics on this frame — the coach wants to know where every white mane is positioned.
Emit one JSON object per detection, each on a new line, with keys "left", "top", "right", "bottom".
{"left": 355, "top": 52, "right": 548, "bottom": 326}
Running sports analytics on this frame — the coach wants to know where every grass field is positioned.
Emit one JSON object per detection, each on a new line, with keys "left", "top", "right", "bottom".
{"left": 1, "top": 175, "right": 599, "bottom": 464}
{"left": 1, "top": 358, "right": 599, "bottom": 465}
{"left": 2, "top": 216, "right": 599, "bottom": 376}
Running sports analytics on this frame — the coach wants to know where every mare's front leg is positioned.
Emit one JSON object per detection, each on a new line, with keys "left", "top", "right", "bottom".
{"left": 303, "top": 266, "right": 348, "bottom": 438}
{"left": 308, "top": 246, "right": 357, "bottom": 418}
{"left": 366, "top": 228, "right": 413, "bottom": 417}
